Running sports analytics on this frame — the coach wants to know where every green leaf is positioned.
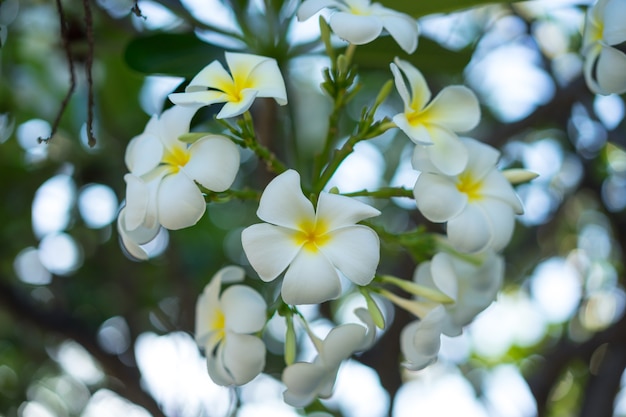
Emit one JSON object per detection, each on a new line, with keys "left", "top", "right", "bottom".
{"left": 124, "top": 33, "right": 225, "bottom": 78}
{"left": 354, "top": 36, "right": 472, "bottom": 75}
{"left": 384, "top": 0, "right": 518, "bottom": 17}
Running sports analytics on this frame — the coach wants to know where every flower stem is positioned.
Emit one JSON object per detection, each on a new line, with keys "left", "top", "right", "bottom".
{"left": 376, "top": 275, "right": 454, "bottom": 304}
{"left": 341, "top": 187, "right": 413, "bottom": 199}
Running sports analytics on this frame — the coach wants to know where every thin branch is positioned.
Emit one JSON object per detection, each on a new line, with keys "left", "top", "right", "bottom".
{"left": 83, "top": 0, "right": 97, "bottom": 147}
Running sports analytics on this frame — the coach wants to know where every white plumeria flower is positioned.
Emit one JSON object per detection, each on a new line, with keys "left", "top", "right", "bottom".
{"left": 169, "top": 52, "right": 287, "bottom": 119}
{"left": 282, "top": 308, "right": 375, "bottom": 407}
{"left": 195, "top": 266, "right": 268, "bottom": 386}
{"left": 414, "top": 251, "right": 503, "bottom": 337}
{"left": 241, "top": 169, "right": 381, "bottom": 305}
{"left": 400, "top": 251, "right": 503, "bottom": 370}
{"left": 122, "top": 105, "right": 240, "bottom": 231}
{"left": 582, "top": 0, "right": 626, "bottom": 95}
{"left": 297, "top": 0, "right": 418, "bottom": 53}
{"left": 413, "top": 138, "right": 523, "bottom": 253}
{"left": 391, "top": 58, "right": 480, "bottom": 176}
{"left": 116, "top": 206, "right": 161, "bottom": 260}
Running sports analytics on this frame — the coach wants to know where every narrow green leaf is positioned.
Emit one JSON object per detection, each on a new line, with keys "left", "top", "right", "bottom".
{"left": 124, "top": 33, "right": 224, "bottom": 78}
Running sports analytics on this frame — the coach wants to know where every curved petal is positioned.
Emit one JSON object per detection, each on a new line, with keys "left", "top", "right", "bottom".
{"left": 479, "top": 170, "right": 524, "bottom": 214}
{"left": 207, "top": 342, "right": 235, "bottom": 386}
{"left": 400, "top": 306, "right": 445, "bottom": 371}
{"left": 216, "top": 265, "right": 246, "bottom": 284}
{"left": 595, "top": 45, "right": 626, "bottom": 95}
{"left": 244, "top": 56, "right": 288, "bottom": 104}
{"left": 216, "top": 89, "right": 259, "bottom": 119}
{"left": 479, "top": 200, "right": 515, "bottom": 251}
{"left": 157, "top": 172, "right": 205, "bottom": 230}
{"left": 430, "top": 253, "right": 459, "bottom": 301}
{"left": 117, "top": 208, "right": 160, "bottom": 260}
{"left": 241, "top": 223, "right": 301, "bottom": 281}
{"left": 414, "top": 173, "right": 467, "bottom": 222}
{"left": 446, "top": 205, "right": 491, "bottom": 253}
{"left": 462, "top": 138, "right": 501, "bottom": 180}
{"left": 390, "top": 62, "right": 412, "bottom": 110}
{"left": 195, "top": 277, "right": 221, "bottom": 346}
{"left": 221, "top": 285, "right": 267, "bottom": 333}
{"left": 282, "top": 362, "right": 326, "bottom": 407}
{"left": 320, "top": 323, "right": 367, "bottom": 366}
{"left": 188, "top": 59, "right": 232, "bottom": 90}
{"left": 222, "top": 333, "right": 266, "bottom": 385}
{"left": 123, "top": 174, "right": 150, "bottom": 231}
{"left": 424, "top": 127, "right": 468, "bottom": 176}
{"left": 320, "top": 226, "right": 379, "bottom": 286}
{"left": 394, "top": 58, "right": 431, "bottom": 111}
{"left": 256, "top": 170, "right": 316, "bottom": 228}
{"left": 379, "top": 13, "right": 419, "bottom": 54}
{"left": 282, "top": 250, "right": 341, "bottom": 305}
{"left": 583, "top": 44, "right": 604, "bottom": 94}
{"left": 168, "top": 90, "right": 229, "bottom": 107}
{"left": 125, "top": 131, "right": 162, "bottom": 176}
{"left": 330, "top": 13, "right": 383, "bottom": 45}
{"left": 422, "top": 86, "right": 480, "bottom": 133}
{"left": 316, "top": 192, "right": 380, "bottom": 231}
{"left": 158, "top": 105, "right": 198, "bottom": 150}
{"left": 393, "top": 114, "right": 433, "bottom": 145}
{"left": 297, "top": 0, "right": 343, "bottom": 20}
{"left": 603, "top": 0, "right": 626, "bottom": 45}
{"left": 186, "top": 135, "right": 240, "bottom": 191}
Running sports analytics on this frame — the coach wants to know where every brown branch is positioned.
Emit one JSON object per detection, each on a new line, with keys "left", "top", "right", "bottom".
{"left": 0, "top": 279, "right": 167, "bottom": 417}
{"left": 83, "top": 0, "right": 97, "bottom": 147}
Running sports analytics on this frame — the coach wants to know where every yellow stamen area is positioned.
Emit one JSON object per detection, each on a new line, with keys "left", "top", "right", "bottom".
{"left": 162, "top": 146, "right": 190, "bottom": 174}
{"left": 293, "top": 219, "right": 331, "bottom": 252}
{"left": 211, "top": 309, "right": 226, "bottom": 341}
{"left": 220, "top": 69, "right": 253, "bottom": 104}
{"left": 406, "top": 109, "right": 426, "bottom": 126}
{"left": 456, "top": 172, "right": 483, "bottom": 201}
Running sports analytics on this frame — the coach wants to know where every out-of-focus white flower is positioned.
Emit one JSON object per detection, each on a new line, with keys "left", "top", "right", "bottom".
{"left": 282, "top": 308, "right": 375, "bottom": 407}
{"left": 413, "top": 138, "right": 523, "bottom": 253}
{"left": 169, "top": 52, "right": 287, "bottom": 118}
{"left": 241, "top": 169, "right": 381, "bottom": 305}
{"left": 122, "top": 105, "right": 240, "bottom": 231}
{"left": 0, "top": 113, "right": 15, "bottom": 143}
{"left": 582, "top": 0, "right": 626, "bottom": 95}
{"left": 400, "top": 251, "right": 503, "bottom": 370}
{"left": 297, "top": 0, "right": 418, "bottom": 53}
{"left": 391, "top": 58, "right": 480, "bottom": 176}
{"left": 116, "top": 206, "right": 161, "bottom": 260}
{"left": 195, "top": 266, "right": 268, "bottom": 386}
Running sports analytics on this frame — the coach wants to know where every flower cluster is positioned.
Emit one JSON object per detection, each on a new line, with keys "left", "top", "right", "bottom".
{"left": 116, "top": 1, "right": 542, "bottom": 411}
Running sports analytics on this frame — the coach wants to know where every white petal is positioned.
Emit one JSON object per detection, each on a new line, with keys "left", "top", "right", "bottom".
{"left": 330, "top": 13, "right": 383, "bottom": 45}
{"left": 462, "top": 138, "right": 501, "bottom": 180}
{"left": 257, "top": 170, "right": 316, "bottom": 228}
{"left": 125, "top": 131, "right": 162, "bottom": 176}
{"left": 157, "top": 105, "right": 198, "bottom": 151}
{"left": 414, "top": 173, "right": 467, "bottom": 223}
{"left": 379, "top": 13, "right": 418, "bottom": 54}
{"left": 282, "top": 362, "right": 326, "bottom": 407}
{"left": 430, "top": 253, "right": 459, "bottom": 301}
{"left": 424, "top": 127, "right": 468, "bottom": 176}
{"left": 232, "top": 53, "right": 287, "bottom": 105}
{"left": 297, "top": 0, "right": 343, "bottom": 20}
{"left": 446, "top": 205, "right": 491, "bottom": 253}
{"left": 123, "top": 174, "right": 150, "bottom": 231}
{"left": 320, "top": 323, "right": 367, "bottom": 366}
{"left": 216, "top": 89, "right": 259, "bottom": 118}
{"left": 186, "top": 135, "right": 240, "bottom": 191}
{"left": 583, "top": 45, "right": 604, "bottom": 94}
{"left": 603, "top": 0, "right": 626, "bottom": 45}
{"left": 169, "top": 90, "right": 229, "bottom": 107}
{"left": 208, "top": 342, "right": 235, "bottom": 386}
{"left": 316, "top": 192, "right": 380, "bottom": 230}
{"left": 479, "top": 170, "right": 524, "bottom": 214}
{"left": 393, "top": 114, "right": 433, "bottom": 145}
{"left": 216, "top": 265, "right": 246, "bottom": 284}
{"left": 241, "top": 224, "right": 300, "bottom": 281}
{"left": 195, "top": 277, "right": 221, "bottom": 346}
{"left": 188, "top": 59, "right": 232, "bottom": 91}
{"left": 390, "top": 62, "right": 412, "bottom": 111}
{"left": 222, "top": 333, "right": 266, "bottom": 385}
{"left": 157, "top": 173, "right": 205, "bottom": 230}
{"left": 595, "top": 45, "right": 626, "bottom": 95}
{"left": 117, "top": 208, "right": 159, "bottom": 260}
{"left": 282, "top": 250, "right": 341, "bottom": 305}
{"left": 394, "top": 58, "right": 431, "bottom": 111}
{"left": 222, "top": 285, "right": 267, "bottom": 333}
{"left": 422, "top": 86, "right": 480, "bottom": 133}
{"left": 400, "top": 306, "right": 445, "bottom": 371}
{"left": 479, "top": 200, "right": 516, "bottom": 251}
{"left": 320, "top": 226, "right": 379, "bottom": 286}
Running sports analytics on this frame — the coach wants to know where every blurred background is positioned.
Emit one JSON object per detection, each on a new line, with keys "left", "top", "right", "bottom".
{"left": 1, "top": 0, "right": 626, "bottom": 416}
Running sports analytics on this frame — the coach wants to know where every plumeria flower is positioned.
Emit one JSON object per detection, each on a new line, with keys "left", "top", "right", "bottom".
{"left": 195, "top": 266, "right": 268, "bottom": 386}
{"left": 400, "top": 251, "right": 503, "bottom": 370}
{"left": 413, "top": 138, "right": 523, "bottom": 253}
{"left": 116, "top": 206, "right": 161, "bottom": 260}
{"left": 582, "top": 0, "right": 626, "bottom": 95}
{"left": 391, "top": 58, "right": 480, "bottom": 175}
{"left": 122, "top": 105, "right": 240, "bottom": 231}
{"left": 169, "top": 52, "right": 287, "bottom": 118}
{"left": 282, "top": 308, "right": 375, "bottom": 407}
{"left": 297, "top": 0, "right": 418, "bottom": 53}
{"left": 241, "top": 169, "right": 381, "bottom": 305}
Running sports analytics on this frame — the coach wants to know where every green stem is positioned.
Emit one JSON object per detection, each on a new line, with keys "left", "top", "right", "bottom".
{"left": 342, "top": 187, "right": 413, "bottom": 199}
{"left": 376, "top": 275, "right": 454, "bottom": 304}
{"left": 239, "top": 111, "right": 288, "bottom": 175}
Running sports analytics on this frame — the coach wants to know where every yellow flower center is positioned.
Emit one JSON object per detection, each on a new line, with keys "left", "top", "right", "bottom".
{"left": 211, "top": 309, "right": 226, "bottom": 341}
{"left": 294, "top": 219, "right": 330, "bottom": 252}
{"left": 162, "top": 146, "right": 190, "bottom": 174}
{"left": 456, "top": 172, "right": 483, "bottom": 201}
{"left": 219, "top": 69, "right": 253, "bottom": 104}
